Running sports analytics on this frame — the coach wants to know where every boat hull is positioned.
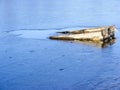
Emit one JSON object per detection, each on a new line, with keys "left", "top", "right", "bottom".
{"left": 49, "top": 25, "right": 116, "bottom": 42}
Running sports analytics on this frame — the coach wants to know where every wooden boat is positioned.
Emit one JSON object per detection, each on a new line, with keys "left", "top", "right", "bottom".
{"left": 49, "top": 25, "right": 116, "bottom": 42}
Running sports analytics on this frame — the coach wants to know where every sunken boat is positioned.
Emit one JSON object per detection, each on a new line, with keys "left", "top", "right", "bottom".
{"left": 49, "top": 25, "right": 116, "bottom": 42}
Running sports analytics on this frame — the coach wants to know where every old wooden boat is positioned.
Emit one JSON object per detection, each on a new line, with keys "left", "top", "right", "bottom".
{"left": 49, "top": 25, "right": 116, "bottom": 42}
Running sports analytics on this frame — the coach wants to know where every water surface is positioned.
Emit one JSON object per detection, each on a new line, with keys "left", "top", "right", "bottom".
{"left": 0, "top": 0, "right": 120, "bottom": 90}
{"left": 0, "top": 0, "right": 120, "bottom": 31}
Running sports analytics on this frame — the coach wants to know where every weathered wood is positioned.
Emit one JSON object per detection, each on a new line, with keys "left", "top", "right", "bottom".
{"left": 49, "top": 25, "right": 116, "bottom": 42}
{"left": 57, "top": 26, "right": 113, "bottom": 34}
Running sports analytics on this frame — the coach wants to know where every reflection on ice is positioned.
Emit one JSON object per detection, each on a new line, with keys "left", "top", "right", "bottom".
{"left": 66, "top": 39, "right": 116, "bottom": 48}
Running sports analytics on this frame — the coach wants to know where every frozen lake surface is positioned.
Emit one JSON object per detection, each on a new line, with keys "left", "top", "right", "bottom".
{"left": 0, "top": 0, "right": 120, "bottom": 90}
